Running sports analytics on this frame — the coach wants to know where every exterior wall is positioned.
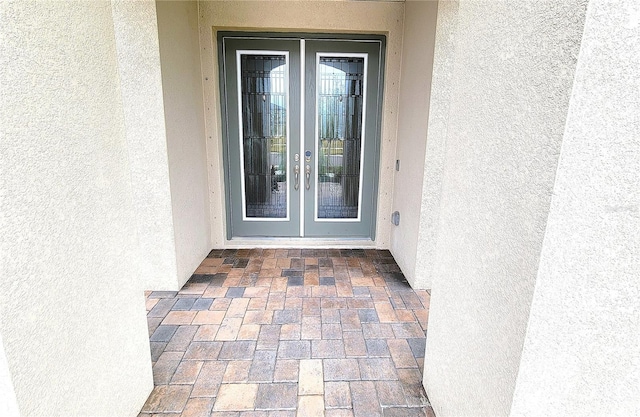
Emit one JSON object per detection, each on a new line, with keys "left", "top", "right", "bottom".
{"left": 414, "top": 0, "right": 459, "bottom": 290}
{"left": 0, "top": 332, "right": 19, "bottom": 417}
{"left": 157, "top": 1, "right": 211, "bottom": 286}
{"left": 199, "top": 0, "right": 405, "bottom": 248}
{"left": 0, "top": 1, "right": 153, "bottom": 415}
{"left": 112, "top": 0, "right": 179, "bottom": 290}
{"left": 423, "top": 1, "right": 588, "bottom": 416}
{"left": 511, "top": 1, "right": 640, "bottom": 415}
{"left": 390, "top": 0, "right": 439, "bottom": 289}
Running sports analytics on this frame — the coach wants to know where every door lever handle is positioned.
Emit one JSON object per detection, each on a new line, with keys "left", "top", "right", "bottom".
{"left": 294, "top": 165, "right": 300, "bottom": 191}
{"left": 305, "top": 164, "right": 311, "bottom": 190}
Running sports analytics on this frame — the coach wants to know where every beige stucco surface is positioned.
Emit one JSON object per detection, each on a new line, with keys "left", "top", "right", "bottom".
{"left": 511, "top": 0, "right": 640, "bottom": 415}
{"left": 112, "top": 0, "right": 179, "bottom": 290}
{"left": 157, "top": 1, "right": 211, "bottom": 287}
{"left": 0, "top": 332, "right": 19, "bottom": 417}
{"left": 199, "top": 0, "right": 404, "bottom": 248}
{"left": 0, "top": 1, "right": 153, "bottom": 415}
{"left": 390, "top": 0, "right": 438, "bottom": 289}
{"left": 414, "top": 0, "right": 459, "bottom": 290}
{"left": 423, "top": 0, "right": 588, "bottom": 415}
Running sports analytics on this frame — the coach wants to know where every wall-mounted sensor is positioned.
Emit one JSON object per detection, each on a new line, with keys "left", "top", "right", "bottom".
{"left": 392, "top": 211, "right": 400, "bottom": 226}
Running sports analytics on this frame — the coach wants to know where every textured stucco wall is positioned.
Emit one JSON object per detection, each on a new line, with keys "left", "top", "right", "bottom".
{"left": 157, "top": 1, "right": 211, "bottom": 286}
{"left": 0, "top": 332, "right": 19, "bottom": 417}
{"left": 199, "top": 0, "right": 404, "bottom": 248}
{"left": 511, "top": 1, "right": 640, "bottom": 415}
{"left": 414, "top": 0, "right": 459, "bottom": 290}
{"left": 423, "top": 1, "right": 588, "bottom": 416}
{"left": 390, "top": 0, "right": 438, "bottom": 289}
{"left": 112, "top": 0, "right": 179, "bottom": 290}
{"left": 0, "top": 1, "right": 153, "bottom": 415}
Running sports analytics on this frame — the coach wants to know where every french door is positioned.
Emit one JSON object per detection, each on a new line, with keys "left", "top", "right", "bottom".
{"left": 219, "top": 33, "right": 384, "bottom": 239}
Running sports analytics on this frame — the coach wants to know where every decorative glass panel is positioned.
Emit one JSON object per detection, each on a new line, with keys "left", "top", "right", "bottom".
{"left": 316, "top": 56, "right": 365, "bottom": 219}
{"left": 239, "top": 54, "right": 288, "bottom": 219}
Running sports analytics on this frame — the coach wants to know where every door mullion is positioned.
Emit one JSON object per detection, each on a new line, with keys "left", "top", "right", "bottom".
{"left": 299, "top": 39, "right": 305, "bottom": 237}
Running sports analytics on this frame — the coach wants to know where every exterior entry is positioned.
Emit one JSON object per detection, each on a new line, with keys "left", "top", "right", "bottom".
{"left": 219, "top": 33, "right": 385, "bottom": 239}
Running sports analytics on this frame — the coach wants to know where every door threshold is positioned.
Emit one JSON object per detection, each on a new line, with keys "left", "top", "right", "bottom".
{"left": 224, "top": 237, "right": 378, "bottom": 249}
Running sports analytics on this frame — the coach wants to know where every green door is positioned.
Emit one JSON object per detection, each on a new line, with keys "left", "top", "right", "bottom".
{"left": 219, "top": 34, "right": 384, "bottom": 239}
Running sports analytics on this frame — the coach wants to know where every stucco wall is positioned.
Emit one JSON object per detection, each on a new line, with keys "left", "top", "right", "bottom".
{"left": 157, "top": 1, "right": 211, "bottom": 286}
{"left": 0, "top": 332, "right": 19, "bottom": 417}
{"left": 423, "top": 1, "right": 588, "bottom": 415}
{"left": 199, "top": 0, "right": 404, "bottom": 248}
{"left": 414, "top": 0, "right": 459, "bottom": 290}
{"left": 0, "top": 1, "right": 153, "bottom": 415}
{"left": 511, "top": 0, "right": 640, "bottom": 415}
{"left": 112, "top": 0, "right": 179, "bottom": 290}
{"left": 390, "top": 0, "right": 438, "bottom": 289}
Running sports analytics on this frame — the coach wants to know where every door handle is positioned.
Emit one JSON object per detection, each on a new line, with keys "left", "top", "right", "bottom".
{"left": 294, "top": 165, "right": 300, "bottom": 191}
{"left": 305, "top": 164, "right": 311, "bottom": 190}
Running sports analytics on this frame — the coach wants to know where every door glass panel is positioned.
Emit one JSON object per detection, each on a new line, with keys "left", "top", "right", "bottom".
{"left": 239, "top": 53, "right": 288, "bottom": 219}
{"left": 316, "top": 55, "right": 366, "bottom": 220}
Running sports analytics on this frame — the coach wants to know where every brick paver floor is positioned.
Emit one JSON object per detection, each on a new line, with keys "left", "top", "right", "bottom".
{"left": 139, "top": 249, "right": 434, "bottom": 417}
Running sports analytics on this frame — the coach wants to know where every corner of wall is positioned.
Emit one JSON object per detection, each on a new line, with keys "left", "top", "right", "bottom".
{"left": 390, "top": 0, "right": 439, "bottom": 289}
{"left": 510, "top": 0, "right": 640, "bottom": 414}
{"left": 111, "top": 0, "right": 180, "bottom": 292}
{"left": 422, "top": 0, "right": 588, "bottom": 415}
{"left": 1, "top": 2, "right": 156, "bottom": 414}
{"left": 157, "top": 0, "right": 212, "bottom": 287}
{"left": 417, "top": 0, "right": 460, "bottom": 294}
{"left": 0, "top": 332, "right": 19, "bottom": 417}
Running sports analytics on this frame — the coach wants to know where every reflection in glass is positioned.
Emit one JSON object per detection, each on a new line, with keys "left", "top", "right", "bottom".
{"left": 239, "top": 54, "right": 287, "bottom": 218}
{"left": 316, "top": 56, "right": 365, "bottom": 219}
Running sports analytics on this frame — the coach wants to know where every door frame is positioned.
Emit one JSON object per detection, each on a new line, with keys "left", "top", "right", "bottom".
{"left": 218, "top": 32, "right": 386, "bottom": 240}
